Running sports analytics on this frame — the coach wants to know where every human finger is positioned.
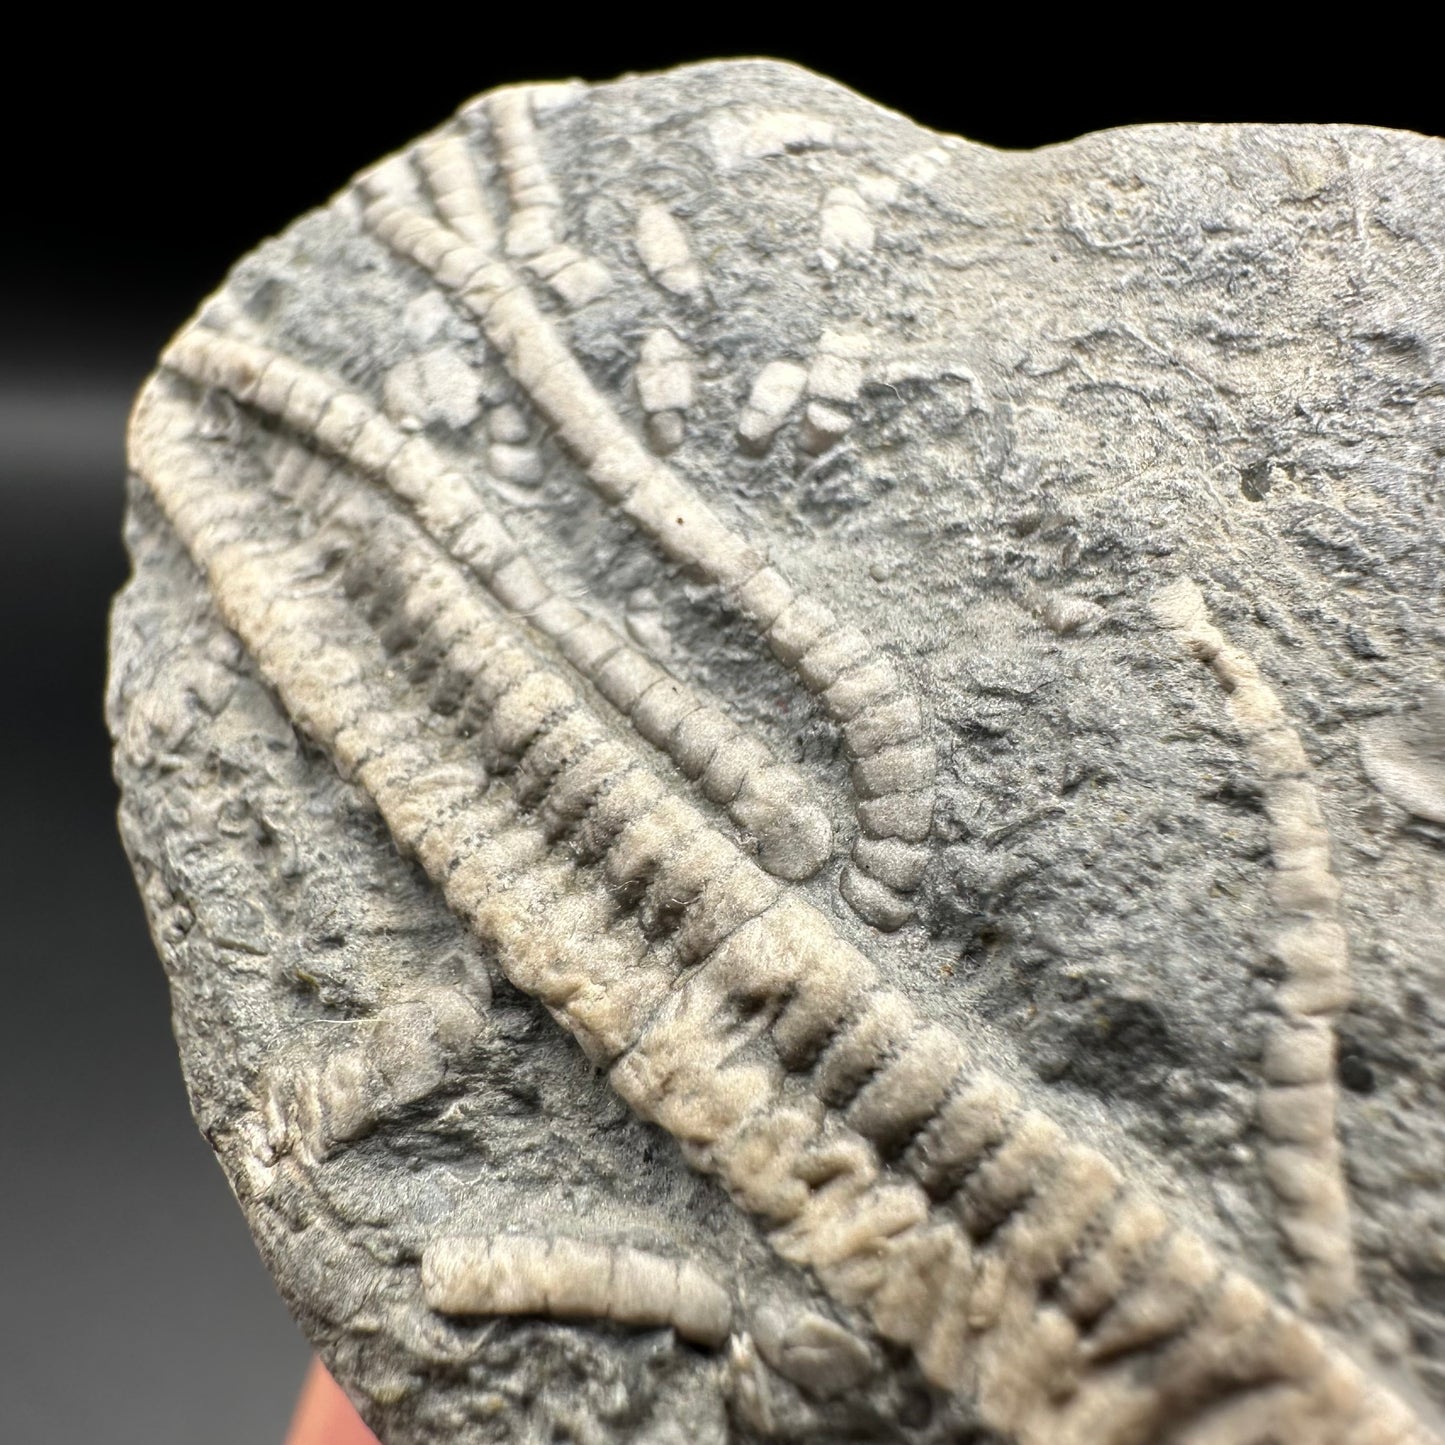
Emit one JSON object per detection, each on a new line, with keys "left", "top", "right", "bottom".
{"left": 284, "top": 1356, "right": 380, "bottom": 1445}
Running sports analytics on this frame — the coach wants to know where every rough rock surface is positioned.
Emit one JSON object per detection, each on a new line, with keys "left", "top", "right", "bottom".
{"left": 107, "top": 60, "right": 1445, "bottom": 1444}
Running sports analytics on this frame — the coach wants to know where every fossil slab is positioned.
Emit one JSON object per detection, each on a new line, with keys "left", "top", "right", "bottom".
{"left": 107, "top": 59, "right": 1445, "bottom": 1444}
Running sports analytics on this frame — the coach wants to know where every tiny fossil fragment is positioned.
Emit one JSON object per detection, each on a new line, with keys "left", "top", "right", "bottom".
{"left": 110, "top": 58, "right": 1445, "bottom": 1445}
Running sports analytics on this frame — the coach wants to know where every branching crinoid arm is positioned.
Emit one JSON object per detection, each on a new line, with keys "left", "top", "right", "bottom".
{"left": 361, "top": 92, "right": 936, "bottom": 931}
{"left": 130, "top": 351, "right": 1436, "bottom": 1443}
{"left": 160, "top": 327, "right": 831, "bottom": 884}
{"left": 112, "top": 484, "right": 884, "bottom": 1442}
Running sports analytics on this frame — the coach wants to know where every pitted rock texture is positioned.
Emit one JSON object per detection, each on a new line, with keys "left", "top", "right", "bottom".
{"left": 107, "top": 59, "right": 1445, "bottom": 1444}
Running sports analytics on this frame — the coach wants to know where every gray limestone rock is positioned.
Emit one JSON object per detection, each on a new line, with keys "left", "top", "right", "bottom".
{"left": 106, "top": 59, "right": 1445, "bottom": 1444}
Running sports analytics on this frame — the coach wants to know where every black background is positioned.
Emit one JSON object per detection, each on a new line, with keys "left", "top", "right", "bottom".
{"left": 1, "top": 22, "right": 1439, "bottom": 1444}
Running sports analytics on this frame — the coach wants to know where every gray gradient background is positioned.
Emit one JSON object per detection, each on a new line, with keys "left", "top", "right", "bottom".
{"left": 2, "top": 26, "right": 1438, "bottom": 1444}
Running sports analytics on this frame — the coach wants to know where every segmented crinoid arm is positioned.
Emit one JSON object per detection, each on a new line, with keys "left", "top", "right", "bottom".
{"left": 117, "top": 68, "right": 1445, "bottom": 1445}
{"left": 130, "top": 357, "right": 1434, "bottom": 1445}
{"left": 422, "top": 1234, "right": 733, "bottom": 1347}
{"left": 160, "top": 326, "right": 831, "bottom": 883}
{"left": 362, "top": 118, "right": 936, "bottom": 930}
{"left": 1152, "top": 579, "right": 1357, "bottom": 1317}
{"left": 474, "top": 89, "right": 613, "bottom": 306}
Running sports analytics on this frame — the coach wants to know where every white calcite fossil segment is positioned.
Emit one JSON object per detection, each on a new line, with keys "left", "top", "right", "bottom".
{"left": 818, "top": 185, "right": 875, "bottom": 259}
{"left": 738, "top": 360, "right": 809, "bottom": 452}
{"left": 422, "top": 1235, "right": 733, "bottom": 1347}
{"left": 109, "top": 58, "right": 1445, "bottom": 1445}
{"left": 637, "top": 327, "right": 696, "bottom": 454}
{"left": 383, "top": 346, "right": 481, "bottom": 430}
{"left": 710, "top": 109, "right": 837, "bottom": 169}
{"left": 486, "top": 440, "right": 544, "bottom": 485}
{"left": 635, "top": 204, "right": 704, "bottom": 296}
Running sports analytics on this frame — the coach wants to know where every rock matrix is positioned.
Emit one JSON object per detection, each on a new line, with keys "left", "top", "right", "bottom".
{"left": 109, "top": 59, "right": 1445, "bottom": 1444}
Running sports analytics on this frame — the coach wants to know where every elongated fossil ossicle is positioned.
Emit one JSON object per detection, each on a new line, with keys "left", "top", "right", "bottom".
{"left": 422, "top": 1234, "right": 733, "bottom": 1347}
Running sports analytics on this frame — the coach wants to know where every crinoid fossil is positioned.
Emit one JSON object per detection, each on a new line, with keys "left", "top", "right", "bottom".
{"left": 108, "top": 60, "right": 1445, "bottom": 1444}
